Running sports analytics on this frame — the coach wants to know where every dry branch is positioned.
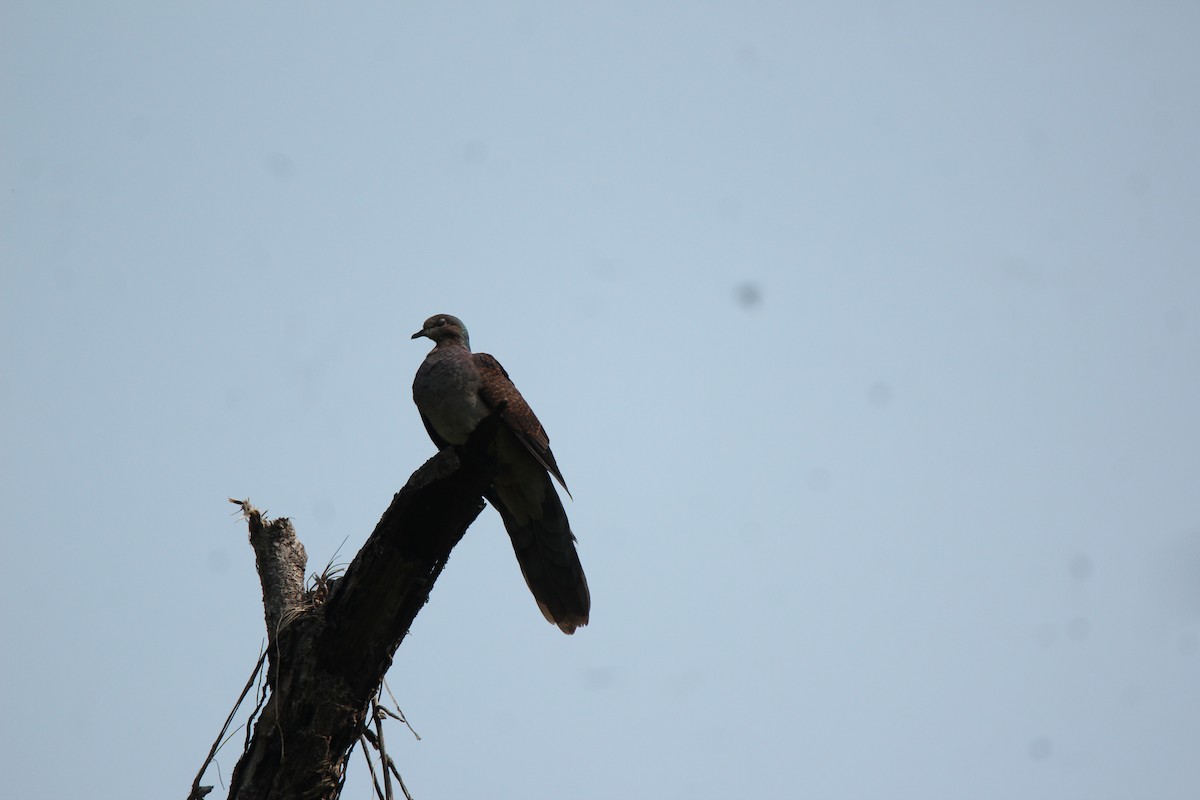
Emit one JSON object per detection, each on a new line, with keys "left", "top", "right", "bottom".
{"left": 208, "top": 410, "right": 506, "bottom": 800}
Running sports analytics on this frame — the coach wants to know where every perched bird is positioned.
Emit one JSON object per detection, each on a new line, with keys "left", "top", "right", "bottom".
{"left": 411, "top": 314, "right": 590, "bottom": 634}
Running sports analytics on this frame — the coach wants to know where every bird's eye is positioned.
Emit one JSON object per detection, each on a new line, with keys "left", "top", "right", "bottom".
{"left": 437, "top": 317, "right": 446, "bottom": 326}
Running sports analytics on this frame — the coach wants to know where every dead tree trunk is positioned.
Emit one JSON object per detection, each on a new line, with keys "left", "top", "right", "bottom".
{"left": 196, "top": 412, "right": 506, "bottom": 800}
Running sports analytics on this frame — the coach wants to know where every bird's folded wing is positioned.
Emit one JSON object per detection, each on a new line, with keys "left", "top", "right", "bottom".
{"left": 419, "top": 412, "right": 451, "bottom": 450}
{"left": 473, "top": 352, "right": 571, "bottom": 496}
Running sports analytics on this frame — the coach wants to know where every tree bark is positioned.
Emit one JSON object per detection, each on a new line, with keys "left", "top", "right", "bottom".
{"left": 220, "top": 411, "right": 505, "bottom": 800}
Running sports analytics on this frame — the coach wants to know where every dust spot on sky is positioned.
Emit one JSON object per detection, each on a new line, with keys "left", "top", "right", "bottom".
{"left": 312, "top": 499, "right": 336, "bottom": 525}
{"left": 868, "top": 381, "right": 892, "bottom": 408}
{"left": 461, "top": 140, "right": 489, "bottom": 164}
{"left": 591, "top": 257, "right": 623, "bottom": 282}
{"left": 285, "top": 312, "right": 307, "bottom": 340}
{"left": 996, "top": 254, "right": 1040, "bottom": 284}
{"left": 1026, "top": 125, "right": 1052, "bottom": 159}
{"left": 19, "top": 155, "right": 42, "bottom": 180}
{"left": 734, "top": 281, "right": 762, "bottom": 309}
{"left": 208, "top": 549, "right": 231, "bottom": 573}
{"left": 734, "top": 43, "right": 760, "bottom": 71}
{"left": 806, "top": 467, "right": 831, "bottom": 492}
{"left": 740, "top": 521, "right": 764, "bottom": 542}
{"left": 265, "top": 151, "right": 295, "bottom": 181}
{"left": 127, "top": 115, "right": 150, "bottom": 140}
{"left": 1033, "top": 624, "right": 1057, "bottom": 647}
{"left": 1164, "top": 306, "right": 1186, "bottom": 334}
{"left": 225, "top": 386, "right": 245, "bottom": 411}
{"left": 1069, "top": 554, "right": 1093, "bottom": 581}
{"left": 1066, "top": 616, "right": 1090, "bottom": 642}
{"left": 584, "top": 667, "right": 617, "bottom": 690}
{"left": 1119, "top": 684, "right": 1143, "bottom": 707}
{"left": 1124, "top": 171, "right": 1150, "bottom": 198}
{"left": 1028, "top": 736, "right": 1053, "bottom": 761}
{"left": 716, "top": 196, "right": 742, "bottom": 221}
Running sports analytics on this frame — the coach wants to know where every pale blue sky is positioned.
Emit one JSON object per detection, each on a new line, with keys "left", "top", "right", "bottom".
{"left": 3, "top": 3, "right": 1199, "bottom": 798}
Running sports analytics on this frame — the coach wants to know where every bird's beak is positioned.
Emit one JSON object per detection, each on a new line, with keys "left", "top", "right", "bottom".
{"left": 411, "top": 329, "right": 428, "bottom": 340}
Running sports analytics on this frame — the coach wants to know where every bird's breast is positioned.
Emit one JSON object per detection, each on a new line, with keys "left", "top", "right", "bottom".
{"left": 413, "top": 355, "right": 488, "bottom": 445}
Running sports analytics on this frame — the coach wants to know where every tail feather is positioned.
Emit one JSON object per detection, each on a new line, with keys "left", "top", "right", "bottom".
{"left": 486, "top": 476, "right": 590, "bottom": 634}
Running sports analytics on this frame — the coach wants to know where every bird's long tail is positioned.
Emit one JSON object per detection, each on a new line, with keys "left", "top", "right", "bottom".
{"left": 487, "top": 475, "right": 590, "bottom": 634}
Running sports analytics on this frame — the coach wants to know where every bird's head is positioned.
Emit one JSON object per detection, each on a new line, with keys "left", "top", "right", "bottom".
{"left": 412, "top": 314, "right": 470, "bottom": 349}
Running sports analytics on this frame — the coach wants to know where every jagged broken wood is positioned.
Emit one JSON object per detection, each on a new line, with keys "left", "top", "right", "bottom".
{"left": 200, "top": 409, "right": 506, "bottom": 800}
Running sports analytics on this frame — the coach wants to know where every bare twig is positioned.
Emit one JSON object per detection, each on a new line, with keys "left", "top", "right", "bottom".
{"left": 383, "top": 678, "right": 421, "bottom": 740}
{"left": 362, "top": 688, "right": 417, "bottom": 800}
{"left": 189, "top": 650, "right": 268, "bottom": 800}
{"left": 242, "top": 641, "right": 270, "bottom": 753}
{"left": 383, "top": 751, "right": 416, "bottom": 800}
{"left": 359, "top": 736, "right": 386, "bottom": 800}
{"left": 372, "top": 699, "right": 395, "bottom": 800}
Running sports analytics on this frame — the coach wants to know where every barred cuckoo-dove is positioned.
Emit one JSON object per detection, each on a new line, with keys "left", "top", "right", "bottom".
{"left": 411, "top": 314, "right": 590, "bottom": 634}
